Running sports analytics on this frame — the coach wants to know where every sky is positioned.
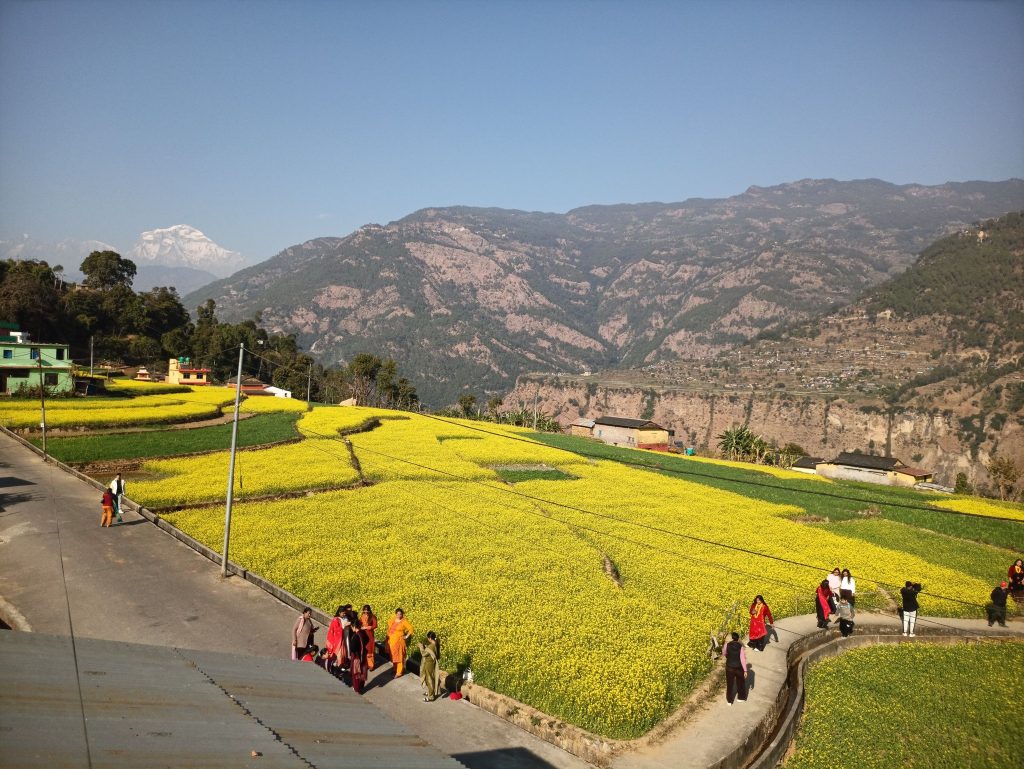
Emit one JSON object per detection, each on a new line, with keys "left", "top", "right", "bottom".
{"left": 1, "top": 0, "right": 1022, "bottom": 263}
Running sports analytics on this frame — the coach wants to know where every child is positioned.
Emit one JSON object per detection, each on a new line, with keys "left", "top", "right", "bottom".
{"left": 100, "top": 488, "right": 115, "bottom": 527}
{"left": 836, "top": 595, "right": 855, "bottom": 637}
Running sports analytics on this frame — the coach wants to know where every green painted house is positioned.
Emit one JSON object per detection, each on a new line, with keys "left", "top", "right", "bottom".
{"left": 0, "top": 321, "right": 74, "bottom": 395}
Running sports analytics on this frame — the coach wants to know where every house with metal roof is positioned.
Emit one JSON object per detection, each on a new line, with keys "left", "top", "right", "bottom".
{"left": 593, "top": 415, "right": 670, "bottom": 451}
{"left": 791, "top": 456, "right": 824, "bottom": 474}
{"left": 0, "top": 321, "right": 74, "bottom": 395}
{"left": 816, "top": 451, "right": 933, "bottom": 487}
{"left": 568, "top": 417, "right": 595, "bottom": 437}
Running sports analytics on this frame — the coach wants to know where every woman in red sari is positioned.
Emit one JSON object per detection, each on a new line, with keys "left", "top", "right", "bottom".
{"left": 815, "top": 580, "right": 833, "bottom": 628}
{"left": 325, "top": 606, "right": 344, "bottom": 675}
{"left": 1008, "top": 559, "right": 1024, "bottom": 594}
{"left": 747, "top": 595, "right": 774, "bottom": 651}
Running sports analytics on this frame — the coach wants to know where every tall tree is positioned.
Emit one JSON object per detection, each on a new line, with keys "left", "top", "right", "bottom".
{"left": 80, "top": 250, "right": 136, "bottom": 290}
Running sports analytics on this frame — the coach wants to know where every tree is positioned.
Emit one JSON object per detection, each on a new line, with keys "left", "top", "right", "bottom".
{"left": 80, "top": 250, "right": 136, "bottom": 290}
{"left": 987, "top": 455, "right": 1020, "bottom": 501}
{"left": 954, "top": 472, "right": 973, "bottom": 495}
{"left": 487, "top": 396, "right": 503, "bottom": 417}
{"left": 458, "top": 394, "right": 477, "bottom": 417}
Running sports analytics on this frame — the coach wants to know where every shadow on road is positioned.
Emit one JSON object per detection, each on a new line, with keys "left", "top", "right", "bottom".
{"left": 454, "top": 747, "right": 563, "bottom": 769}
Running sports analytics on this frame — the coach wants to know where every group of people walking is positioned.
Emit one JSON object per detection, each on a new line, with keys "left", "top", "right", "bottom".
{"left": 290, "top": 604, "right": 443, "bottom": 702}
{"left": 815, "top": 567, "right": 858, "bottom": 637}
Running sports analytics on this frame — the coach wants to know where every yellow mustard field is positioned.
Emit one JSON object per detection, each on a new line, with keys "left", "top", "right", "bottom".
{"left": 930, "top": 496, "right": 1024, "bottom": 522}
{"left": 0, "top": 387, "right": 235, "bottom": 428}
{"left": 160, "top": 409, "right": 997, "bottom": 739}
{"left": 239, "top": 395, "right": 310, "bottom": 413}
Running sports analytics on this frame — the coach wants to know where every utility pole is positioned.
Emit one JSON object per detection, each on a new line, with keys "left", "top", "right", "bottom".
{"left": 37, "top": 358, "right": 47, "bottom": 461}
{"left": 221, "top": 343, "right": 244, "bottom": 578}
{"left": 89, "top": 335, "right": 94, "bottom": 378}
{"left": 306, "top": 363, "right": 312, "bottom": 404}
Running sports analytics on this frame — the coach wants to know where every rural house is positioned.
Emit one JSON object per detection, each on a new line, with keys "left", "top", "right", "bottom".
{"left": 167, "top": 357, "right": 211, "bottom": 386}
{"left": 816, "top": 452, "right": 933, "bottom": 487}
{"left": 225, "top": 375, "right": 271, "bottom": 395}
{"left": 593, "top": 416, "right": 670, "bottom": 451}
{"left": 0, "top": 322, "right": 74, "bottom": 395}
{"left": 791, "top": 456, "right": 824, "bottom": 474}
{"left": 568, "top": 418, "right": 595, "bottom": 437}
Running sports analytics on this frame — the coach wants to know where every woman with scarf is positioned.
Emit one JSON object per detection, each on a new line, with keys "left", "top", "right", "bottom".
{"left": 747, "top": 595, "right": 774, "bottom": 651}
{"left": 387, "top": 608, "right": 414, "bottom": 678}
{"left": 418, "top": 631, "right": 442, "bottom": 702}
{"left": 343, "top": 614, "right": 367, "bottom": 693}
{"left": 815, "top": 579, "right": 833, "bottom": 628}
{"left": 360, "top": 604, "right": 379, "bottom": 670}
{"left": 325, "top": 606, "right": 345, "bottom": 675}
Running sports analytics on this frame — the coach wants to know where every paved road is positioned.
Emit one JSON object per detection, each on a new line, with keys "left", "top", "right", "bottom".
{"left": 0, "top": 431, "right": 593, "bottom": 769}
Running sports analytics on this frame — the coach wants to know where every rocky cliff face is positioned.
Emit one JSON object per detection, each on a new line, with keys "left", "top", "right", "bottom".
{"left": 505, "top": 377, "right": 1022, "bottom": 488}
{"left": 188, "top": 178, "right": 1024, "bottom": 406}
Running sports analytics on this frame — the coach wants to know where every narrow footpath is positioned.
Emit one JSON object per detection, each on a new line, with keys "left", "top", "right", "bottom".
{"left": 0, "top": 431, "right": 592, "bottom": 769}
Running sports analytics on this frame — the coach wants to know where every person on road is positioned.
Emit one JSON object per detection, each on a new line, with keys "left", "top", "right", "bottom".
{"left": 815, "top": 580, "right": 833, "bottom": 628}
{"left": 724, "top": 631, "right": 749, "bottom": 705}
{"left": 988, "top": 581, "right": 1011, "bottom": 628}
{"left": 840, "top": 568, "right": 856, "bottom": 606}
{"left": 1008, "top": 559, "right": 1024, "bottom": 594}
{"left": 100, "top": 487, "right": 115, "bottom": 528}
{"left": 387, "top": 608, "right": 414, "bottom": 677}
{"left": 836, "top": 594, "right": 856, "bottom": 637}
{"left": 108, "top": 473, "right": 126, "bottom": 524}
{"left": 360, "top": 604, "right": 379, "bottom": 670}
{"left": 292, "top": 607, "right": 318, "bottom": 660}
{"left": 418, "top": 631, "right": 442, "bottom": 702}
{"left": 900, "top": 581, "right": 922, "bottom": 637}
{"left": 747, "top": 595, "right": 774, "bottom": 651}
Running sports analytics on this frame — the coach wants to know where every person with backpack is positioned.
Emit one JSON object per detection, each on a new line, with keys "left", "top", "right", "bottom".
{"left": 108, "top": 473, "right": 126, "bottom": 524}
{"left": 724, "top": 631, "right": 749, "bottom": 705}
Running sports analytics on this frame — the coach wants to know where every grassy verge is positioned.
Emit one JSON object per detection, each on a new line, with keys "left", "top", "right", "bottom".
{"left": 494, "top": 467, "right": 576, "bottom": 483}
{"left": 785, "top": 642, "right": 1024, "bottom": 769}
{"left": 527, "top": 433, "right": 1024, "bottom": 551}
{"left": 31, "top": 412, "right": 302, "bottom": 463}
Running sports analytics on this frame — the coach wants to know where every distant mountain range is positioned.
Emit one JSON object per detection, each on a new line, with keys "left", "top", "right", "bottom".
{"left": 188, "top": 177, "right": 1024, "bottom": 406}
{"left": 2, "top": 225, "right": 247, "bottom": 294}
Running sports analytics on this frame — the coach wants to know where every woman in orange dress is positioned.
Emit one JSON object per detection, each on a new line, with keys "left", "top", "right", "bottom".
{"left": 100, "top": 488, "right": 115, "bottom": 527}
{"left": 360, "top": 604, "right": 379, "bottom": 670}
{"left": 387, "top": 608, "right": 414, "bottom": 677}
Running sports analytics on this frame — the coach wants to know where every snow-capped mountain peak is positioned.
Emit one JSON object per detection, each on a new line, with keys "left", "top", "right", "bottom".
{"left": 129, "top": 225, "right": 246, "bottom": 278}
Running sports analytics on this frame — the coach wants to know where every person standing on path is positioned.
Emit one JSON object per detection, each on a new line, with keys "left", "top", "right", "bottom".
{"left": 724, "top": 631, "right": 748, "bottom": 705}
{"left": 836, "top": 594, "right": 856, "bottom": 637}
{"left": 325, "top": 607, "right": 344, "bottom": 676}
{"left": 344, "top": 615, "right": 367, "bottom": 693}
{"left": 840, "top": 568, "right": 856, "bottom": 606}
{"left": 747, "top": 595, "right": 774, "bottom": 651}
{"left": 815, "top": 580, "right": 833, "bottom": 629}
{"left": 988, "top": 582, "right": 1011, "bottom": 627}
{"left": 100, "top": 487, "right": 115, "bottom": 528}
{"left": 387, "top": 608, "right": 414, "bottom": 678}
{"left": 900, "top": 581, "right": 922, "bottom": 637}
{"left": 108, "top": 473, "right": 126, "bottom": 524}
{"left": 418, "top": 631, "right": 442, "bottom": 702}
{"left": 827, "top": 567, "right": 842, "bottom": 602}
{"left": 359, "top": 604, "right": 378, "bottom": 671}
{"left": 291, "top": 607, "right": 318, "bottom": 660}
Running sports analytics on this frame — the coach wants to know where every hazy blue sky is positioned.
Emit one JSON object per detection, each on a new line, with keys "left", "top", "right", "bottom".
{"left": 1, "top": 0, "right": 1022, "bottom": 262}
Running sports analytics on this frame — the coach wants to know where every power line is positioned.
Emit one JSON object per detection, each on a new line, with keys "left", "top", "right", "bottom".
{"left": 299, "top": 423, "right": 991, "bottom": 610}
{"left": 416, "top": 414, "right": 1024, "bottom": 525}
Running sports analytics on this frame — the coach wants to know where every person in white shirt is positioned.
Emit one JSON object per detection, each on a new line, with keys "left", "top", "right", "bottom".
{"left": 840, "top": 568, "right": 856, "bottom": 606}
{"left": 827, "top": 567, "right": 841, "bottom": 600}
{"left": 108, "top": 473, "right": 126, "bottom": 524}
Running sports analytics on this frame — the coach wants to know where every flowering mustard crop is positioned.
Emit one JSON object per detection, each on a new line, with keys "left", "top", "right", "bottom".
{"left": 930, "top": 496, "right": 1024, "bottom": 522}
{"left": 159, "top": 410, "right": 1002, "bottom": 738}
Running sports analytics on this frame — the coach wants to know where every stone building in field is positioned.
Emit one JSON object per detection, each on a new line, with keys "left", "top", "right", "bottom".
{"left": 593, "top": 416, "right": 670, "bottom": 451}
{"left": 816, "top": 452, "right": 932, "bottom": 487}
